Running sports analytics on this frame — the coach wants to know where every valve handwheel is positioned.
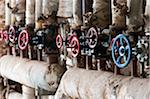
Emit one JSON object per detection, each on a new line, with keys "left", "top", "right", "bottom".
{"left": 111, "top": 34, "right": 131, "bottom": 68}
{"left": 56, "top": 34, "right": 63, "bottom": 49}
{"left": 70, "top": 36, "right": 80, "bottom": 57}
{"left": 87, "top": 27, "right": 98, "bottom": 49}
{"left": 18, "top": 30, "right": 29, "bottom": 50}
{"left": 3, "top": 31, "right": 9, "bottom": 43}
{"left": 9, "top": 26, "right": 16, "bottom": 43}
{"left": 0, "top": 30, "right": 3, "bottom": 41}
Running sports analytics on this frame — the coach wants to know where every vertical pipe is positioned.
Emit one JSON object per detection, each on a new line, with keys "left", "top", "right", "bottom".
{"left": 111, "top": 0, "right": 127, "bottom": 29}
{"left": 35, "top": 0, "right": 42, "bottom": 22}
{"left": 5, "top": 0, "right": 11, "bottom": 26}
{"left": 22, "top": 85, "right": 35, "bottom": 99}
{"left": 26, "top": 0, "right": 35, "bottom": 24}
{"left": 11, "top": 0, "right": 16, "bottom": 25}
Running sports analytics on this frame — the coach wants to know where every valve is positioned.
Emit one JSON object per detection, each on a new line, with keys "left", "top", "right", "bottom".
{"left": 3, "top": 31, "right": 9, "bottom": 44}
{"left": 111, "top": 34, "right": 132, "bottom": 68}
{"left": 56, "top": 34, "right": 63, "bottom": 49}
{"left": 136, "top": 38, "right": 148, "bottom": 63}
{"left": 86, "top": 27, "right": 98, "bottom": 49}
{"left": 56, "top": 34, "right": 80, "bottom": 57}
{"left": 70, "top": 36, "right": 80, "bottom": 57}
{"left": 8, "top": 26, "right": 16, "bottom": 44}
{"left": 31, "top": 30, "right": 45, "bottom": 50}
{"left": 18, "top": 30, "right": 29, "bottom": 50}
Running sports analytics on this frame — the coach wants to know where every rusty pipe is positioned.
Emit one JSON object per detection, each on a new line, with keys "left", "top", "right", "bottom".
{"left": 0, "top": 55, "right": 65, "bottom": 92}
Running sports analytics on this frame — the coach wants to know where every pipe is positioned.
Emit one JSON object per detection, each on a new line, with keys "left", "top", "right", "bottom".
{"left": 57, "top": 0, "right": 73, "bottom": 18}
{"left": 127, "top": 0, "right": 145, "bottom": 32}
{"left": 15, "top": 0, "right": 26, "bottom": 22}
{"left": 10, "top": 0, "right": 16, "bottom": 25}
{"left": 42, "top": 0, "right": 59, "bottom": 16}
{"left": 26, "top": 0, "right": 35, "bottom": 24}
{"left": 145, "top": 0, "right": 150, "bottom": 32}
{"left": 111, "top": 0, "right": 127, "bottom": 29}
{"left": 5, "top": 0, "right": 11, "bottom": 26}
{"left": 93, "top": 0, "right": 111, "bottom": 28}
{"left": 0, "top": 55, "right": 65, "bottom": 92}
{"left": 7, "top": 91, "right": 22, "bottom": 99}
{"left": 35, "top": 0, "right": 42, "bottom": 22}
{"left": 22, "top": 85, "right": 35, "bottom": 99}
{"left": 55, "top": 68, "right": 150, "bottom": 99}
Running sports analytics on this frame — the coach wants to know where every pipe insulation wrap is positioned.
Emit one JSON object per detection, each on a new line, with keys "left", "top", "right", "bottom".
{"left": 22, "top": 85, "right": 35, "bottom": 99}
{"left": 5, "top": 0, "right": 11, "bottom": 26}
{"left": 127, "top": 0, "right": 145, "bottom": 30}
{"left": 0, "top": 55, "right": 65, "bottom": 92}
{"left": 42, "top": 0, "right": 59, "bottom": 16}
{"left": 111, "top": 0, "right": 127, "bottom": 28}
{"left": 57, "top": 0, "right": 73, "bottom": 18}
{"left": 145, "top": 0, "right": 150, "bottom": 31}
{"left": 55, "top": 68, "right": 150, "bottom": 99}
{"left": 35, "top": 0, "right": 43, "bottom": 21}
{"left": 93, "top": 0, "right": 111, "bottom": 28}
{"left": 26, "top": 0, "right": 35, "bottom": 24}
{"left": 7, "top": 92, "right": 22, "bottom": 99}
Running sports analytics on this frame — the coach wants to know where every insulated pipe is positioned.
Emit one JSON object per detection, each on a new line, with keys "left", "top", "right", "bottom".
{"left": 93, "top": 0, "right": 111, "bottom": 28}
{"left": 15, "top": 0, "right": 26, "bottom": 22}
{"left": 5, "top": 0, "right": 11, "bottom": 26}
{"left": 55, "top": 68, "right": 150, "bottom": 99}
{"left": 42, "top": 0, "right": 59, "bottom": 16}
{"left": 57, "top": 0, "right": 73, "bottom": 18}
{"left": 0, "top": 55, "right": 65, "bottom": 92}
{"left": 22, "top": 85, "right": 35, "bottom": 99}
{"left": 127, "top": 0, "right": 145, "bottom": 32}
{"left": 111, "top": 0, "right": 127, "bottom": 29}
{"left": 26, "top": 0, "right": 35, "bottom": 24}
{"left": 145, "top": 0, "right": 150, "bottom": 32}
{"left": 7, "top": 92, "right": 22, "bottom": 99}
{"left": 35, "top": 0, "right": 42, "bottom": 22}
{"left": 11, "top": 0, "right": 16, "bottom": 25}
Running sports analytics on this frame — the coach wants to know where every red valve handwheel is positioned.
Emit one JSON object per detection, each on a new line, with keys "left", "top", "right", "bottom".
{"left": 3, "top": 31, "right": 9, "bottom": 43}
{"left": 70, "top": 36, "right": 80, "bottom": 57}
{"left": 9, "top": 26, "right": 16, "bottom": 43}
{"left": 56, "top": 34, "right": 63, "bottom": 48}
{"left": 18, "top": 30, "right": 29, "bottom": 50}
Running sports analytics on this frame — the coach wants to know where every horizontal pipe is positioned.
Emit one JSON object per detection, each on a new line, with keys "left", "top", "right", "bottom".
{"left": 55, "top": 68, "right": 150, "bottom": 99}
{"left": 0, "top": 55, "right": 65, "bottom": 92}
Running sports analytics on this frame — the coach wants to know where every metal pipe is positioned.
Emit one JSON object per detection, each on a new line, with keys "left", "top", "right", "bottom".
{"left": 0, "top": 55, "right": 65, "bottom": 92}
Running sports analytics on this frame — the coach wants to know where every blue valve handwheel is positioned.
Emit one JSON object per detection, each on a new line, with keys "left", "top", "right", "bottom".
{"left": 111, "top": 34, "right": 131, "bottom": 68}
